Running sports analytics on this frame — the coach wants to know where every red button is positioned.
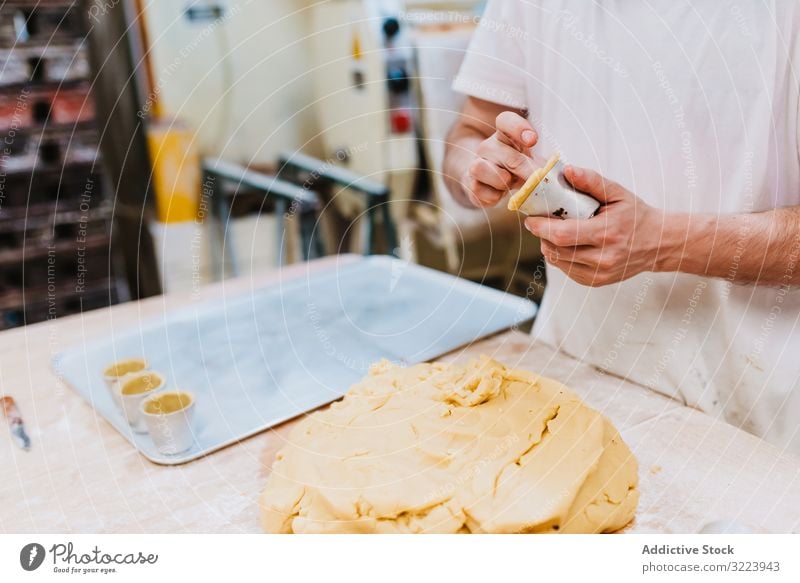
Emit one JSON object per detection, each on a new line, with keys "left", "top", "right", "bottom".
{"left": 390, "top": 109, "right": 412, "bottom": 134}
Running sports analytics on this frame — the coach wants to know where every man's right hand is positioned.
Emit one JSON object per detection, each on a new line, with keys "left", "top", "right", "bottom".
{"left": 463, "top": 111, "right": 541, "bottom": 208}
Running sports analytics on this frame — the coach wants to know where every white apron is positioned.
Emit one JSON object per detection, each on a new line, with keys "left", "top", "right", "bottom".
{"left": 454, "top": 0, "right": 800, "bottom": 453}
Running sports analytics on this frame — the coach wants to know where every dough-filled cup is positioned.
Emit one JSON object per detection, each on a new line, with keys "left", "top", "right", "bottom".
{"left": 118, "top": 371, "right": 166, "bottom": 433}
{"left": 102, "top": 358, "right": 148, "bottom": 407}
{"left": 140, "top": 391, "right": 196, "bottom": 455}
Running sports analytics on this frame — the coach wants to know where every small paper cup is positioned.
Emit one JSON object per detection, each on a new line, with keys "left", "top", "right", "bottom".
{"left": 102, "top": 358, "right": 148, "bottom": 387}
{"left": 103, "top": 358, "right": 148, "bottom": 407}
{"left": 140, "top": 391, "right": 196, "bottom": 455}
{"left": 118, "top": 371, "right": 166, "bottom": 433}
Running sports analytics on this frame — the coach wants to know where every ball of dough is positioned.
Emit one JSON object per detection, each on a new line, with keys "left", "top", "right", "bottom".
{"left": 260, "top": 357, "right": 639, "bottom": 533}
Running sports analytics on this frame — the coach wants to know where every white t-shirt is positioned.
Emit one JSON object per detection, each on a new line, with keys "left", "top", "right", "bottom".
{"left": 453, "top": 0, "right": 800, "bottom": 454}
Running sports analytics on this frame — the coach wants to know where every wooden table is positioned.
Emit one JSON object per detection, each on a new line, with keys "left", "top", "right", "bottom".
{"left": 1, "top": 257, "right": 798, "bottom": 533}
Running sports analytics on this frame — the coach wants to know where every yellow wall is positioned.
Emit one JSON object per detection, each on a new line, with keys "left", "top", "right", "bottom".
{"left": 140, "top": 0, "right": 321, "bottom": 165}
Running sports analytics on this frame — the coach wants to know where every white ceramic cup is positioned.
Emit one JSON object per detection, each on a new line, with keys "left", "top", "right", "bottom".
{"left": 102, "top": 358, "right": 148, "bottom": 407}
{"left": 140, "top": 391, "right": 196, "bottom": 455}
{"left": 117, "top": 371, "right": 166, "bottom": 433}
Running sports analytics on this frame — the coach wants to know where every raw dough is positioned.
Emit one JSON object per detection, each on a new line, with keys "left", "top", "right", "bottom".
{"left": 260, "top": 356, "right": 639, "bottom": 533}
{"left": 507, "top": 153, "right": 560, "bottom": 211}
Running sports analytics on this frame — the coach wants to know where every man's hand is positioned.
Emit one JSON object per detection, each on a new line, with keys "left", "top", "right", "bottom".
{"left": 524, "top": 165, "right": 668, "bottom": 287}
{"left": 463, "top": 112, "right": 541, "bottom": 208}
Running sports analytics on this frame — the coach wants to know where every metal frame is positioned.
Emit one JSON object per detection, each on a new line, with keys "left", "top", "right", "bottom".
{"left": 201, "top": 158, "right": 323, "bottom": 278}
{"left": 277, "top": 151, "right": 398, "bottom": 256}
{"left": 83, "top": 0, "right": 162, "bottom": 298}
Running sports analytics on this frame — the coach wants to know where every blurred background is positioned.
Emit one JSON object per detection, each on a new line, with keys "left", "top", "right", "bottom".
{"left": 0, "top": 0, "right": 542, "bottom": 330}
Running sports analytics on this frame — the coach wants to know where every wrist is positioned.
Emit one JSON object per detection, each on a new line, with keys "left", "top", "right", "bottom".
{"left": 654, "top": 212, "right": 716, "bottom": 275}
{"left": 653, "top": 212, "right": 690, "bottom": 273}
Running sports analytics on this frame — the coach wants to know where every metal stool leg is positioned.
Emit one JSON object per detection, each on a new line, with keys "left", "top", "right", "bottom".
{"left": 381, "top": 199, "right": 398, "bottom": 255}
{"left": 274, "top": 198, "right": 287, "bottom": 266}
{"left": 202, "top": 158, "right": 321, "bottom": 278}
{"left": 215, "top": 187, "right": 239, "bottom": 278}
{"left": 298, "top": 208, "right": 323, "bottom": 260}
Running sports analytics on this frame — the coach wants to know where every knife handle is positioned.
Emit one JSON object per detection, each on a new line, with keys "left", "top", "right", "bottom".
{"left": 2, "top": 396, "right": 23, "bottom": 424}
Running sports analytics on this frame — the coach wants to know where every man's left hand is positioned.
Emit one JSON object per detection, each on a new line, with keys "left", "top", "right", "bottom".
{"left": 524, "top": 166, "right": 669, "bottom": 287}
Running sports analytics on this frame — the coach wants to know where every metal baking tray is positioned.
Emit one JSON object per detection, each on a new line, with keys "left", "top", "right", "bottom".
{"left": 54, "top": 256, "right": 536, "bottom": 464}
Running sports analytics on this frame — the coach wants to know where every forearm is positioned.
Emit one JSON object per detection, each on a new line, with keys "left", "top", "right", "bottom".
{"left": 658, "top": 206, "right": 800, "bottom": 286}
{"left": 443, "top": 123, "right": 485, "bottom": 208}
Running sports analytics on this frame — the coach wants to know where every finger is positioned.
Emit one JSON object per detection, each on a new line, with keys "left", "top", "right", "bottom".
{"left": 468, "top": 158, "right": 513, "bottom": 191}
{"left": 478, "top": 138, "right": 537, "bottom": 181}
{"left": 540, "top": 240, "right": 568, "bottom": 266}
{"left": 524, "top": 216, "right": 604, "bottom": 246}
{"left": 563, "top": 165, "right": 624, "bottom": 203}
{"left": 495, "top": 111, "right": 538, "bottom": 151}
{"left": 466, "top": 178, "right": 505, "bottom": 208}
{"left": 544, "top": 258, "right": 612, "bottom": 287}
{"left": 539, "top": 240, "right": 597, "bottom": 266}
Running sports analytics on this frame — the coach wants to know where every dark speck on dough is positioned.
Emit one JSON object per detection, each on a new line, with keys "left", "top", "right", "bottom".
{"left": 553, "top": 208, "right": 567, "bottom": 219}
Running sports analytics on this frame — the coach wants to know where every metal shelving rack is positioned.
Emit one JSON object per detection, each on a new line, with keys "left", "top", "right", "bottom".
{"left": 0, "top": 0, "right": 125, "bottom": 329}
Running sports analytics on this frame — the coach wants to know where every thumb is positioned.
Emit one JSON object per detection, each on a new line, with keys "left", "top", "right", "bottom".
{"left": 495, "top": 111, "right": 538, "bottom": 151}
{"left": 564, "top": 165, "right": 625, "bottom": 204}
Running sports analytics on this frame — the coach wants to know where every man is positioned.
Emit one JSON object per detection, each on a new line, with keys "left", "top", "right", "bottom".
{"left": 444, "top": 1, "right": 800, "bottom": 454}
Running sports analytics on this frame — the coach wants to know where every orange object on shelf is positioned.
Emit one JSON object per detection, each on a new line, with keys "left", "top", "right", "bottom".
{"left": 146, "top": 119, "right": 201, "bottom": 223}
